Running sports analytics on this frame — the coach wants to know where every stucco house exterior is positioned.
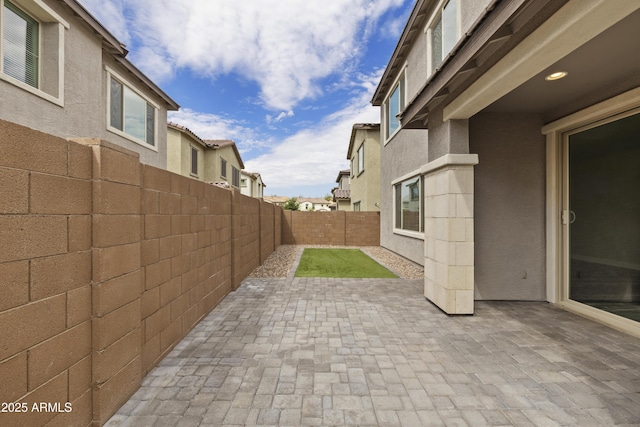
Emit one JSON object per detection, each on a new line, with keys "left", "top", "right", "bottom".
{"left": 203, "top": 139, "right": 244, "bottom": 189}
{"left": 240, "top": 170, "right": 265, "bottom": 198}
{"left": 299, "top": 198, "right": 332, "bottom": 212}
{"left": 373, "top": 0, "right": 640, "bottom": 336}
{"left": 332, "top": 169, "right": 351, "bottom": 211}
{"left": 0, "top": 0, "right": 179, "bottom": 168}
{"left": 347, "top": 123, "right": 381, "bottom": 211}
{"left": 264, "top": 196, "right": 288, "bottom": 207}
{"left": 166, "top": 122, "right": 207, "bottom": 179}
{"left": 166, "top": 123, "right": 246, "bottom": 191}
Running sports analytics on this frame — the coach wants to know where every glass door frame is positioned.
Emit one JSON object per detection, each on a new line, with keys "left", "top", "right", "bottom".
{"left": 542, "top": 88, "right": 640, "bottom": 338}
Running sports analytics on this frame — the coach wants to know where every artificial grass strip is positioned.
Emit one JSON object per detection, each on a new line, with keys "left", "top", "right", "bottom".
{"left": 295, "top": 248, "right": 398, "bottom": 278}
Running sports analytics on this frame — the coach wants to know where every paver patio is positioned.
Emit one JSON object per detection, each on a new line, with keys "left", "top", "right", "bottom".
{"left": 106, "top": 262, "right": 640, "bottom": 426}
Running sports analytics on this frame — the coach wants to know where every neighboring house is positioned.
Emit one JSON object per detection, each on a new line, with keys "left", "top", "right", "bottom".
{"left": 0, "top": 0, "right": 179, "bottom": 167}
{"left": 240, "top": 170, "right": 266, "bottom": 198}
{"left": 373, "top": 0, "right": 640, "bottom": 338}
{"left": 264, "top": 196, "right": 289, "bottom": 207}
{"left": 166, "top": 124, "right": 245, "bottom": 190}
{"left": 203, "top": 139, "right": 244, "bottom": 189}
{"left": 347, "top": 123, "right": 381, "bottom": 211}
{"left": 332, "top": 170, "right": 351, "bottom": 211}
{"left": 166, "top": 122, "right": 208, "bottom": 180}
{"left": 299, "top": 198, "right": 331, "bottom": 212}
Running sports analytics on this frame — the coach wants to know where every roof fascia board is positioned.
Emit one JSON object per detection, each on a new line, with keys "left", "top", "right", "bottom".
{"left": 113, "top": 56, "right": 179, "bottom": 110}
{"left": 372, "top": 0, "right": 430, "bottom": 105}
{"left": 61, "top": 0, "right": 179, "bottom": 110}
{"left": 60, "top": 0, "right": 126, "bottom": 54}
{"left": 443, "top": 0, "right": 640, "bottom": 121}
{"left": 400, "top": 0, "right": 514, "bottom": 126}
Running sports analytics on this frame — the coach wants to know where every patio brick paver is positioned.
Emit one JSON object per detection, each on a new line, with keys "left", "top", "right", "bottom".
{"left": 106, "top": 261, "right": 640, "bottom": 426}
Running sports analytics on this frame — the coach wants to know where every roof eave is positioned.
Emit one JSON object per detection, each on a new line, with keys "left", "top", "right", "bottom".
{"left": 60, "top": 0, "right": 180, "bottom": 111}
{"left": 372, "top": 0, "right": 431, "bottom": 106}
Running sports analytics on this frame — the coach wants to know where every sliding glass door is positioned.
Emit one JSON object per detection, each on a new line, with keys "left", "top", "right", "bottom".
{"left": 564, "top": 111, "right": 640, "bottom": 321}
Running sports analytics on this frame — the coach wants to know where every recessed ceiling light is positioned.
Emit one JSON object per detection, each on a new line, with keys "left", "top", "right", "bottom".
{"left": 545, "top": 71, "right": 568, "bottom": 81}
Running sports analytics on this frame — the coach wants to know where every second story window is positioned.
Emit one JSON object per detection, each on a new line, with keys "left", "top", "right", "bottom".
{"left": 220, "top": 158, "right": 227, "bottom": 178}
{"left": 3, "top": 1, "right": 38, "bottom": 88}
{"left": 231, "top": 166, "right": 240, "bottom": 188}
{"left": 384, "top": 73, "right": 405, "bottom": 141}
{"left": 108, "top": 70, "right": 157, "bottom": 148}
{"left": 357, "top": 144, "right": 364, "bottom": 174}
{"left": 1, "top": 0, "right": 67, "bottom": 105}
{"left": 190, "top": 146, "right": 198, "bottom": 176}
{"left": 429, "top": 0, "right": 459, "bottom": 74}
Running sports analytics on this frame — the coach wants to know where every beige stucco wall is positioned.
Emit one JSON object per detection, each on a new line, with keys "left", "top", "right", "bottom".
{"left": 166, "top": 128, "right": 205, "bottom": 180}
{"left": 166, "top": 127, "right": 182, "bottom": 175}
{"left": 0, "top": 0, "right": 171, "bottom": 169}
{"left": 240, "top": 173, "right": 264, "bottom": 198}
{"left": 349, "top": 128, "right": 381, "bottom": 211}
{"left": 203, "top": 146, "right": 243, "bottom": 187}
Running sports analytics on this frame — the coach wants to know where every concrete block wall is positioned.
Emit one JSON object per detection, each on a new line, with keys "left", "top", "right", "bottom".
{"left": 231, "top": 192, "right": 261, "bottom": 290}
{"left": 138, "top": 166, "right": 233, "bottom": 377}
{"left": 282, "top": 211, "right": 380, "bottom": 246}
{"left": 274, "top": 207, "right": 282, "bottom": 248}
{"left": 0, "top": 121, "right": 94, "bottom": 427}
{"left": 345, "top": 212, "right": 381, "bottom": 246}
{"left": 0, "top": 120, "right": 281, "bottom": 426}
{"left": 81, "top": 139, "right": 144, "bottom": 425}
{"left": 260, "top": 202, "right": 275, "bottom": 263}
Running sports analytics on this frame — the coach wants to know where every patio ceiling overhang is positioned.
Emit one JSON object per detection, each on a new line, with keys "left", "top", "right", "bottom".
{"left": 400, "top": 0, "right": 640, "bottom": 129}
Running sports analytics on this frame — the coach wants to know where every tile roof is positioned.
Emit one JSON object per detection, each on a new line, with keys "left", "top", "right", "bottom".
{"left": 264, "top": 196, "right": 289, "bottom": 204}
{"left": 299, "top": 198, "right": 331, "bottom": 204}
{"left": 203, "top": 139, "right": 245, "bottom": 169}
{"left": 336, "top": 169, "right": 350, "bottom": 182}
{"left": 168, "top": 122, "right": 207, "bottom": 146}
{"left": 332, "top": 189, "right": 351, "bottom": 200}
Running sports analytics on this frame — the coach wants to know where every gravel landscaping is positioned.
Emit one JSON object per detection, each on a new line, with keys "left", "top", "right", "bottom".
{"left": 249, "top": 244, "right": 423, "bottom": 279}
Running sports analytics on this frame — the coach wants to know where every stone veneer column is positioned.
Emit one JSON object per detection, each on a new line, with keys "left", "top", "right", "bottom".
{"left": 423, "top": 154, "right": 478, "bottom": 314}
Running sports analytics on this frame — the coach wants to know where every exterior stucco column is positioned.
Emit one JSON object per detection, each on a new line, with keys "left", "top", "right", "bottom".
{"left": 423, "top": 154, "right": 478, "bottom": 314}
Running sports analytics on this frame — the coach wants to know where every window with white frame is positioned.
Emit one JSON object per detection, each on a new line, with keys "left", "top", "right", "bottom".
{"left": 240, "top": 178, "right": 247, "bottom": 188}
{"left": 108, "top": 70, "right": 157, "bottom": 147}
{"left": 353, "top": 201, "right": 361, "bottom": 212}
{"left": 394, "top": 176, "right": 423, "bottom": 232}
{"left": 231, "top": 166, "right": 240, "bottom": 188}
{"left": 1, "top": 0, "right": 67, "bottom": 104}
{"left": 3, "top": 1, "right": 37, "bottom": 86}
{"left": 429, "top": 0, "right": 459, "bottom": 74}
{"left": 384, "top": 73, "right": 405, "bottom": 140}
{"left": 357, "top": 144, "right": 364, "bottom": 174}
{"left": 190, "top": 146, "right": 198, "bottom": 176}
{"left": 220, "top": 158, "right": 227, "bottom": 178}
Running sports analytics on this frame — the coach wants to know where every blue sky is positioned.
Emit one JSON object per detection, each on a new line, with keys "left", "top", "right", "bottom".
{"left": 78, "top": 0, "right": 413, "bottom": 197}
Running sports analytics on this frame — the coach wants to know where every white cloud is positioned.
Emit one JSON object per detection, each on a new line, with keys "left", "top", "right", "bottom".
{"left": 78, "top": 0, "right": 132, "bottom": 46}
{"left": 168, "top": 109, "right": 272, "bottom": 153}
{"left": 266, "top": 110, "right": 295, "bottom": 125}
{"left": 78, "top": 0, "right": 406, "bottom": 111}
{"left": 244, "top": 71, "right": 382, "bottom": 189}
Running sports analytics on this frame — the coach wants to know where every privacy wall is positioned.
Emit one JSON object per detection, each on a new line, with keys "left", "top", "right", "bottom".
{"left": 281, "top": 211, "right": 380, "bottom": 246}
{"left": 0, "top": 120, "right": 281, "bottom": 426}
